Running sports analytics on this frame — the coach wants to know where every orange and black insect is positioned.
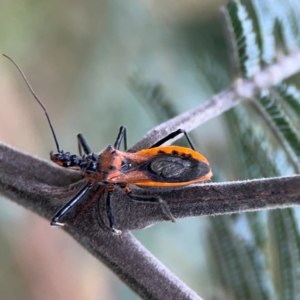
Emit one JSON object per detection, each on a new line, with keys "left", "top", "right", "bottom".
{"left": 4, "top": 54, "right": 212, "bottom": 235}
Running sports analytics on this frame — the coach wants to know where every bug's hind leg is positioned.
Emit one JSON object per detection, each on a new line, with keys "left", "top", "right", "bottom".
{"left": 106, "top": 190, "right": 122, "bottom": 235}
{"left": 128, "top": 193, "right": 176, "bottom": 223}
{"left": 150, "top": 129, "right": 195, "bottom": 150}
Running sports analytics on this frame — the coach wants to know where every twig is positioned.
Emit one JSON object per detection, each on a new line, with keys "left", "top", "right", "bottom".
{"left": 129, "top": 51, "right": 300, "bottom": 152}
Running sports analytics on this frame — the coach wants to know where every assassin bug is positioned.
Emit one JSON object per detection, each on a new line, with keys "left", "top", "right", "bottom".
{"left": 4, "top": 54, "right": 212, "bottom": 235}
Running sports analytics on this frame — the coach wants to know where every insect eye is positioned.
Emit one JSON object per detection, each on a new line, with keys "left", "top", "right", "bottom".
{"left": 63, "top": 161, "right": 70, "bottom": 167}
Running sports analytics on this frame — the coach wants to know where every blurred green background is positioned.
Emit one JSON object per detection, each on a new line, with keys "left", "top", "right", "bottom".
{"left": 0, "top": 1, "right": 233, "bottom": 299}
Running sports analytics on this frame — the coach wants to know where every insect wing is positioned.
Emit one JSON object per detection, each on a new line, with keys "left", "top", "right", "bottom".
{"left": 108, "top": 146, "right": 212, "bottom": 186}
{"left": 142, "top": 152, "right": 210, "bottom": 183}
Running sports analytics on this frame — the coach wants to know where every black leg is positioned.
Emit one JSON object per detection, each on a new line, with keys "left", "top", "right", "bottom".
{"left": 128, "top": 193, "right": 176, "bottom": 223}
{"left": 114, "top": 126, "right": 127, "bottom": 151}
{"left": 51, "top": 183, "right": 93, "bottom": 226}
{"left": 106, "top": 191, "right": 122, "bottom": 235}
{"left": 96, "top": 191, "right": 107, "bottom": 231}
{"left": 150, "top": 129, "right": 195, "bottom": 150}
{"left": 73, "top": 185, "right": 106, "bottom": 225}
{"left": 77, "top": 133, "right": 92, "bottom": 156}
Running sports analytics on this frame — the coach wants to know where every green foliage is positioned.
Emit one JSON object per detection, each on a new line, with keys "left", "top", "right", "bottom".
{"left": 275, "top": 0, "right": 300, "bottom": 52}
{"left": 226, "top": 106, "right": 282, "bottom": 179}
{"left": 223, "top": 0, "right": 260, "bottom": 77}
{"left": 208, "top": 215, "right": 275, "bottom": 299}
{"left": 274, "top": 83, "right": 300, "bottom": 120}
{"left": 128, "top": 73, "right": 178, "bottom": 124}
{"left": 223, "top": 0, "right": 300, "bottom": 75}
{"left": 257, "top": 89, "right": 300, "bottom": 168}
{"left": 269, "top": 209, "right": 300, "bottom": 299}
{"left": 250, "top": 0, "right": 276, "bottom": 64}
{"left": 196, "top": 53, "right": 230, "bottom": 93}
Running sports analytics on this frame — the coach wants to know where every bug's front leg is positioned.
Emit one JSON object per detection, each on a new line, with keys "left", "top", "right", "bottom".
{"left": 51, "top": 183, "right": 93, "bottom": 226}
{"left": 106, "top": 189, "right": 122, "bottom": 235}
{"left": 128, "top": 192, "right": 176, "bottom": 223}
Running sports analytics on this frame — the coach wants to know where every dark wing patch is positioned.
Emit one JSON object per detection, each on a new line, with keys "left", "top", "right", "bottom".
{"left": 149, "top": 156, "right": 192, "bottom": 177}
{"left": 141, "top": 155, "right": 210, "bottom": 183}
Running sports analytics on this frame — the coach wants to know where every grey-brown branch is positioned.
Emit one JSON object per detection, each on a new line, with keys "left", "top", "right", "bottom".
{"left": 1, "top": 141, "right": 300, "bottom": 299}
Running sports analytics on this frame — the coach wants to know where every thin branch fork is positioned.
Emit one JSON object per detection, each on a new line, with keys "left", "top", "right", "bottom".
{"left": 2, "top": 50, "right": 300, "bottom": 299}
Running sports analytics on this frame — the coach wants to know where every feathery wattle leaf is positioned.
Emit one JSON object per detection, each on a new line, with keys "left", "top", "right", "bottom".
{"left": 269, "top": 209, "right": 300, "bottom": 299}
{"left": 275, "top": 0, "right": 300, "bottom": 51}
{"left": 251, "top": 0, "right": 276, "bottom": 64}
{"left": 231, "top": 108, "right": 278, "bottom": 178}
{"left": 128, "top": 73, "right": 177, "bottom": 123}
{"left": 223, "top": 0, "right": 260, "bottom": 77}
{"left": 208, "top": 215, "right": 275, "bottom": 300}
{"left": 273, "top": 83, "right": 300, "bottom": 121}
{"left": 257, "top": 90, "right": 300, "bottom": 170}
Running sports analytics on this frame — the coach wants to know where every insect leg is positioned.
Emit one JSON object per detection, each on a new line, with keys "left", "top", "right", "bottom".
{"left": 128, "top": 193, "right": 176, "bottom": 223}
{"left": 106, "top": 191, "right": 122, "bottom": 235}
{"left": 150, "top": 129, "right": 195, "bottom": 150}
{"left": 51, "top": 183, "right": 93, "bottom": 226}
{"left": 73, "top": 185, "right": 106, "bottom": 225}
{"left": 77, "top": 133, "right": 92, "bottom": 156}
{"left": 114, "top": 126, "right": 127, "bottom": 151}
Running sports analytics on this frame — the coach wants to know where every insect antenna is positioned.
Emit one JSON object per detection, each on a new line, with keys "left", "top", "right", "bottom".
{"left": 3, "top": 54, "right": 61, "bottom": 153}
